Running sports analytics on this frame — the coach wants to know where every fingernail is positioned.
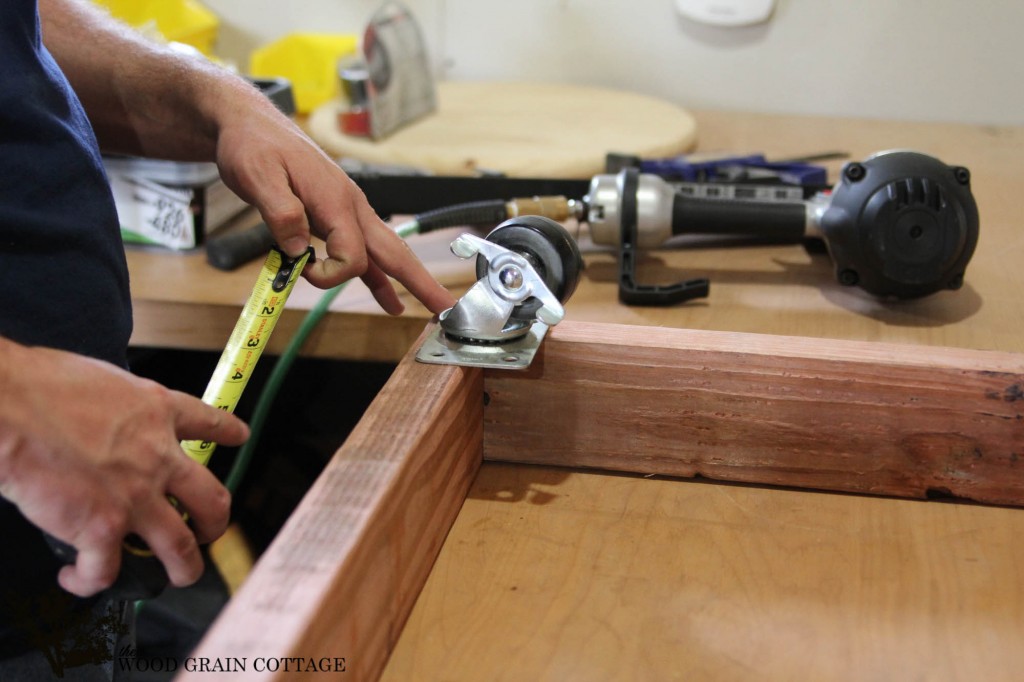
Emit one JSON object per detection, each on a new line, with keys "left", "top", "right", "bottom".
{"left": 282, "top": 237, "right": 309, "bottom": 257}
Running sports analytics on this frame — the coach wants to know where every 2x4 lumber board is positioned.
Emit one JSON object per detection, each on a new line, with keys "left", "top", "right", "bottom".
{"left": 183, "top": 337, "right": 483, "bottom": 681}
{"left": 483, "top": 321, "right": 1024, "bottom": 506}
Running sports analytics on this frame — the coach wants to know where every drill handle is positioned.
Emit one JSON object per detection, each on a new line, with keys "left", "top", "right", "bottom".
{"left": 671, "top": 194, "right": 809, "bottom": 242}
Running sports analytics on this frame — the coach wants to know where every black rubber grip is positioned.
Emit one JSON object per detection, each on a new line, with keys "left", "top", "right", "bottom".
{"left": 672, "top": 195, "right": 808, "bottom": 241}
{"left": 206, "top": 222, "right": 275, "bottom": 271}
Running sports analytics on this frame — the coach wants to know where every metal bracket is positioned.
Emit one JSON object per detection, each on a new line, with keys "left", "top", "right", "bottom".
{"left": 415, "top": 321, "right": 549, "bottom": 370}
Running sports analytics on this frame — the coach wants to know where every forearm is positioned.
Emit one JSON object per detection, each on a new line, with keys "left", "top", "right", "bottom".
{"left": 38, "top": 0, "right": 266, "bottom": 160}
{"left": 0, "top": 337, "right": 35, "bottom": 488}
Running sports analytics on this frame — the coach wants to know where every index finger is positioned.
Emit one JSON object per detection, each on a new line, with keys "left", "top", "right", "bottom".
{"left": 300, "top": 170, "right": 454, "bottom": 310}
{"left": 354, "top": 201, "right": 456, "bottom": 314}
{"left": 167, "top": 390, "right": 250, "bottom": 447}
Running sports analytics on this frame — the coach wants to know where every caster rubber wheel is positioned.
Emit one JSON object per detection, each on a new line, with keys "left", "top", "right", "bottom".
{"left": 475, "top": 216, "right": 584, "bottom": 306}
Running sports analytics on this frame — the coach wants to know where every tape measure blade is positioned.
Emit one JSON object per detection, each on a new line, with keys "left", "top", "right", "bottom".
{"left": 182, "top": 246, "right": 311, "bottom": 466}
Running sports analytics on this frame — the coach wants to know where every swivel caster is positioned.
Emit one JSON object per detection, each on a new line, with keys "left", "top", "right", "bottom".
{"left": 416, "top": 216, "right": 583, "bottom": 369}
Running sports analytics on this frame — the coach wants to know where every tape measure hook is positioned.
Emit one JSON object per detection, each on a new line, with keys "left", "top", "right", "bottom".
{"left": 272, "top": 246, "right": 315, "bottom": 291}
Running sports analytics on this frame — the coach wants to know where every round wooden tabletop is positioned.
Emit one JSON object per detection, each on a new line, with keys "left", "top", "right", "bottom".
{"left": 305, "top": 80, "right": 699, "bottom": 178}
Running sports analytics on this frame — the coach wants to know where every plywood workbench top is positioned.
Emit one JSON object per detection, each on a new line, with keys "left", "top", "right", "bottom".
{"left": 127, "top": 109, "right": 1024, "bottom": 360}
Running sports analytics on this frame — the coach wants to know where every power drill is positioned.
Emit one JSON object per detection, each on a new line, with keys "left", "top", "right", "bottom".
{"left": 583, "top": 150, "right": 979, "bottom": 304}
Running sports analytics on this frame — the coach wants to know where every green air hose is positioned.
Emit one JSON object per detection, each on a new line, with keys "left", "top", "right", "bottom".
{"left": 223, "top": 219, "right": 420, "bottom": 494}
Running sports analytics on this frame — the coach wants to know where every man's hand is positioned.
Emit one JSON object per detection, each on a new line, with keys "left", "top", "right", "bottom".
{"left": 40, "top": 0, "right": 457, "bottom": 316}
{"left": 212, "top": 89, "right": 456, "bottom": 315}
{"left": 0, "top": 340, "right": 249, "bottom": 598}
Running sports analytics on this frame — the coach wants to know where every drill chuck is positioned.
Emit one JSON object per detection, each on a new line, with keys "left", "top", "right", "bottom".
{"left": 587, "top": 172, "right": 676, "bottom": 249}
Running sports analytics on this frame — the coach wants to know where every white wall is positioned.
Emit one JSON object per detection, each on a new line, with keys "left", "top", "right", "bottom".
{"left": 204, "top": 0, "right": 1024, "bottom": 126}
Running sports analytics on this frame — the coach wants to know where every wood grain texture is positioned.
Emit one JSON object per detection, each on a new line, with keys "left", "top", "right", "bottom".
{"left": 483, "top": 321, "right": 1024, "bottom": 505}
{"left": 181, "top": 333, "right": 483, "bottom": 681}
{"left": 306, "top": 81, "right": 698, "bottom": 178}
{"left": 383, "top": 462, "right": 1024, "bottom": 682}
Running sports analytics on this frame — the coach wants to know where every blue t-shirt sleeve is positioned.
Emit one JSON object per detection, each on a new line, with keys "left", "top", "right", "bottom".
{"left": 0, "top": 0, "right": 133, "bottom": 367}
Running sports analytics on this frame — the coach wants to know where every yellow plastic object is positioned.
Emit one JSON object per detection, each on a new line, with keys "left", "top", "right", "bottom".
{"left": 93, "top": 0, "right": 219, "bottom": 56}
{"left": 249, "top": 34, "right": 359, "bottom": 114}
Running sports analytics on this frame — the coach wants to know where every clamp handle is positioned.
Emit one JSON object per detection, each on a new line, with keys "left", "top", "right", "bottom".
{"left": 617, "top": 168, "right": 710, "bottom": 305}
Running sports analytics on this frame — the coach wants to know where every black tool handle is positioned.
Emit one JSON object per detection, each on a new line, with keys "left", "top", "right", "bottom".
{"left": 45, "top": 533, "right": 169, "bottom": 601}
{"left": 206, "top": 222, "right": 275, "bottom": 271}
{"left": 671, "top": 195, "right": 808, "bottom": 241}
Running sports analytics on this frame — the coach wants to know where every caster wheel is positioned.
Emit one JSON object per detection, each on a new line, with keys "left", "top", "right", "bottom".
{"left": 475, "top": 216, "right": 584, "bottom": 308}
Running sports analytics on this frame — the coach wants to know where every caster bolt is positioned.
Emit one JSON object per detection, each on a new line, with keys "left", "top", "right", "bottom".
{"left": 499, "top": 266, "right": 524, "bottom": 291}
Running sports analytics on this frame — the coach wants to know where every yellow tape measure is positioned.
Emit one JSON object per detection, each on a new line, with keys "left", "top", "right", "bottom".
{"left": 181, "top": 245, "right": 313, "bottom": 466}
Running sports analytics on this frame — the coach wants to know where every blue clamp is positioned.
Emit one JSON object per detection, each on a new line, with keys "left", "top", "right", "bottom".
{"left": 638, "top": 153, "right": 829, "bottom": 186}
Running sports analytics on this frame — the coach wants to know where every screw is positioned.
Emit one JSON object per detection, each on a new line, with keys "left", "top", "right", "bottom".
{"left": 838, "top": 269, "right": 859, "bottom": 286}
{"left": 844, "top": 163, "right": 866, "bottom": 182}
{"left": 499, "top": 266, "right": 524, "bottom": 291}
{"left": 953, "top": 167, "right": 971, "bottom": 185}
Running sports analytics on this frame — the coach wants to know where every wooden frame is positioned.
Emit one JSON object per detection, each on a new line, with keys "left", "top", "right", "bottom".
{"left": 183, "top": 321, "right": 1024, "bottom": 681}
